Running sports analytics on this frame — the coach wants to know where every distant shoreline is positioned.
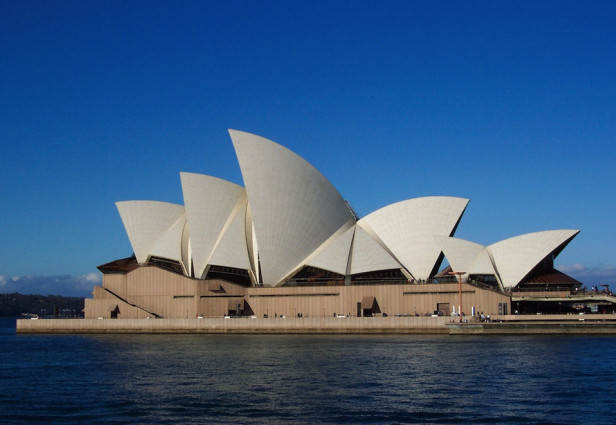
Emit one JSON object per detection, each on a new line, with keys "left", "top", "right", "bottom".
{"left": 0, "top": 293, "right": 84, "bottom": 319}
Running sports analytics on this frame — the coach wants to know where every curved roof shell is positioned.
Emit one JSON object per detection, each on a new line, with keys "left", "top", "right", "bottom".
{"left": 180, "top": 172, "right": 246, "bottom": 278}
{"left": 487, "top": 229, "right": 579, "bottom": 288}
{"left": 433, "top": 235, "right": 496, "bottom": 278}
{"left": 207, "top": 195, "right": 251, "bottom": 271}
{"left": 350, "top": 226, "right": 403, "bottom": 275}
{"left": 149, "top": 215, "right": 187, "bottom": 264}
{"left": 111, "top": 130, "right": 581, "bottom": 291}
{"left": 116, "top": 201, "right": 186, "bottom": 265}
{"left": 358, "top": 196, "right": 469, "bottom": 280}
{"left": 306, "top": 222, "right": 356, "bottom": 275}
{"left": 229, "top": 130, "right": 354, "bottom": 285}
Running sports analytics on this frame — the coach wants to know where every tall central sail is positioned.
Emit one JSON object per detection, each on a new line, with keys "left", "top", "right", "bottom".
{"left": 229, "top": 130, "right": 354, "bottom": 285}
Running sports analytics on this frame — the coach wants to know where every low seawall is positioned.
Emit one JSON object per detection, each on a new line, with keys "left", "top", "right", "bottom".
{"left": 18, "top": 315, "right": 616, "bottom": 335}
{"left": 448, "top": 321, "right": 616, "bottom": 335}
{"left": 16, "top": 316, "right": 452, "bottom": 334}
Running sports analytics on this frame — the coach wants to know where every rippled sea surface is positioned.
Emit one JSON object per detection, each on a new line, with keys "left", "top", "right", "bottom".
{"left": 2, "top": 318, "right": 616, "bottom": 424}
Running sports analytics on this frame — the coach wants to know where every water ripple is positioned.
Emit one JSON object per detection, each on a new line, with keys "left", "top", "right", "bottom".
{"left": 2, "top": 320, "right": 616, "bottom": 424}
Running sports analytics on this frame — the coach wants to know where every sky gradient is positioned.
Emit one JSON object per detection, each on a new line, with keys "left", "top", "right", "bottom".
{"left": 1, "top": 1, "right": 615, "bottom": 296}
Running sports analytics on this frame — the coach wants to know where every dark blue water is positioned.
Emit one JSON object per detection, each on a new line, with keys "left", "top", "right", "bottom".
{"left": 2, "top": 318, "right": 616, "bottom": 424}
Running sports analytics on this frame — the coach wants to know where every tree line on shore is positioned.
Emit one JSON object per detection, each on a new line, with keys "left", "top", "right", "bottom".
{"left": 0, "top": 293, "right": 84, "bottom": 318}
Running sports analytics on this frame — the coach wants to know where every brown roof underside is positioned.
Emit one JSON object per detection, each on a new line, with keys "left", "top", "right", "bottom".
{"left": 97, "top": 255, "right": 139, "bottom": 274}
{"left": 521, "top": 268, "right": 582, "bottom": 285}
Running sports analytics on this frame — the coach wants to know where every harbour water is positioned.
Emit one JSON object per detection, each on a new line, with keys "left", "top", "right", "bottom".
{"left": 1, "top": 317, "right": 615, "bottom": 424}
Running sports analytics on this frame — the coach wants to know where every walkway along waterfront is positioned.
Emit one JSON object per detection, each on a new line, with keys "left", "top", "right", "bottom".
{"left": 16, "top": 314, "right": 616, "bottom": 335}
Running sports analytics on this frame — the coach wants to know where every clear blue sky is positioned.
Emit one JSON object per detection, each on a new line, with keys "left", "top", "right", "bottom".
{"left": 1, "top": 0, "right": 615, "bottom": 296}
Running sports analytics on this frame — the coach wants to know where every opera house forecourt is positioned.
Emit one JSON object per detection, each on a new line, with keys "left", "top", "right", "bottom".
{"left": 18, "top": 130, "right": 616, "bottom": 334}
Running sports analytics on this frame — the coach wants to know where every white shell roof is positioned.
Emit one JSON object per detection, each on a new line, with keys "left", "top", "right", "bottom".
{"left": 487, "top": 229, "right": 579, "bottom": 288}
{"left": 433, "top": 236, "right": 473, "bottom": 269}
{"left": 181, "top": 220, "right": 191, "bottom": 275}
{"left": 350, "top": 226, "right": 402, "bottom": 275}
{"left": 358, "top": 196, "right": 469, "bottom": 280}
{"left": 230, "top": 129, "right": 355, "bottom": 285}
{"left": 112, "top": 130, "right": 580, "bottom": 289}
{"left": 149, "top": 214, "right": 186, "bottom": 264}
{"left": 433, "top": 235, "right": 496, "bottom": 277}
{"left": 116, "top": 201, "right": 185, "bottom": 265}
{"left": 208, "top": 195, "right": 251, "bottom": 270}
{"left": 306, "top": 222, "right": 356, "bottom": 275}
{"left": 180, "top": 172, "right": 246, "bottom": 278}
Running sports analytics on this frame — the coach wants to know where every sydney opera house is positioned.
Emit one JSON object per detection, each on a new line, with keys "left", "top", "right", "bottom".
{"left": 84, "top": 130, "right": 583, "bottom": 320}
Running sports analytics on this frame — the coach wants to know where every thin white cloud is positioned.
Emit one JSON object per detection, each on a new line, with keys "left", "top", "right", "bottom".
{"left": 82, "top": 272, "right": 102, "bottom": 283}
{"left": 557, "top": 263, "right": 586, "bottom": 273}
{"left": 0, "top": 273, "right": 99, "bottom": 297}
{"left": 557, "top": 264, "right": 616, "bottom": 287}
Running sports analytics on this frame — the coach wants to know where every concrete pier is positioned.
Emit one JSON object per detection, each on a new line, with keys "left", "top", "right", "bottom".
{"left": 16, "top": 316, "right": 451, "bottom": 334}
{"left": 17, "top": 314, "right": 616, "bottom": 335}
{"left": 447, "top": 321, "right": 616, "bottom": 335}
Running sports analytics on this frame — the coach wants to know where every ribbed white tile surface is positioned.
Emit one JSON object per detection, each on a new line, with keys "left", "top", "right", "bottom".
{"left": 208, "top": 195, "right": 251, "bottom": 270}
{"left": 149, "top": 213, "right": 186, "bottom": 263}
{"left": 180, "top": 172, "right": 246, "bottom": 279}
{"left": 230, "top": 130, "right": 354, "bottom": 285}
{"left": 307, "top": 223, "right": 355, "bottom": 275}
{"left": 350, "top": 226, "right": 402, "bottom": 275}
{"left": 434, "top": 235, "right": 496, "bottom": 277}
{"left": 116, "top": 201, "right": 185, "bottom": 264}
{"left": 181, "top": 221, "right": 191, "bottom": 275}
{"left": 470, "top": 250, "right": 497, "bottom": 276}
{"left": 435, "top": 236, "right": 483, "bottom": 274}
{"left": 112, "top": 130, "right": 581, "bottom": 291}
{"left": 488, "top": 229, "right": 579, "bottom": 288}
{"left": 359, "top": 196, "right": 469, "bottom": 280}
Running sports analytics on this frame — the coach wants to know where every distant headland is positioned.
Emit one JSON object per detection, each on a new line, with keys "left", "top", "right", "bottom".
{"left": 0, "top": 293, "right": 84, "bottom": 318}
